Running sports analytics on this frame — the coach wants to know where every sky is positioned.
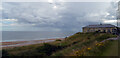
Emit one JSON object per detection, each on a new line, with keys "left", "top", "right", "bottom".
{"left": 0, "top": 1, "right": 119, "bottom": 31}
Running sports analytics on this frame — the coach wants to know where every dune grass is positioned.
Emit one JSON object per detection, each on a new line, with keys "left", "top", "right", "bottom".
{"left": 101, "top": 41, "right": 118, "bottom": 56}
{"left": 2, "top": 32, "right": 117, "bottom": 56}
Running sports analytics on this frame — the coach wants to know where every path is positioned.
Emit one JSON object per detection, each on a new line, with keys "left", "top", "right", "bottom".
{"left": 101, "top": 36, "right": 119, "bottom": 56}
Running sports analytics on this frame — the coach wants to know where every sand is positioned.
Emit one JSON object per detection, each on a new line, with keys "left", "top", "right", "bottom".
{"left": 0, "top": 38, "right": 64, "bottom": 48}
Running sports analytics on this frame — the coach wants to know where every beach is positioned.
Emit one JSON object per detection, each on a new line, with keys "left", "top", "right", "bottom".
{"left": 1, "top": 38, "right": 64, "bottom": 48}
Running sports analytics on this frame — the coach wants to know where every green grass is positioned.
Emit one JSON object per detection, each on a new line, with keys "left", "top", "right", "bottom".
{"left": 101, "top": 41, "right": 118, "bottom": 56}
{"left": 55, "top": 39, "right": 62, "bottom": 41}
{"left": 51, "top": 33, "right": 117, "bottom": 56}
{"left": 2, "top": 32, "right": 118, "bottom": 56}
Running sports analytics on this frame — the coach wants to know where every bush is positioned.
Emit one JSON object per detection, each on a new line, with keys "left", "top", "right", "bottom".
{"left": 2, "top": 50, "right": 9, "bottom": 56}
{"left": 56, "top": 39, "right": 62, "bottom": 41}
{"left": 87, "top": 37, "right": 90, "bottom": 39}
{"left": 6, "top": 43, "right": 64, "bottom": 56}
{"left": 96, "top": 34, "right": 110, "bottom": 42}
{"left": 76, "top": 32, "right": 83, "bottom": 34}
{"left": 36, "top": 43, "right": 59, "bottom": 56}
{"left": 72, "top": 42, "right": 77, "bottom": 45}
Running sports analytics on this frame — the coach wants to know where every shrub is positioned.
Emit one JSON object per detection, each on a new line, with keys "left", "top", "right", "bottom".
{"left": 56, "top": 39, "right": 62, "bottom": 41}
{"left": 87, "top": 41, "right": 111, "bottom": 56}
{"left": 72, "top": 42, "right": 77, "bottom": 45}
{"left": 96, "top": 34, "right": 110, "bottom": 41}
{"left": 87, "top": 37, "right": 90, "bottom": 39}
{"left": 76, "top": 32, "right": 83, "bottom": 34}
{"left": 2, "top": 50, "right": 9, "bottom": 56}
{"left": 36, "top": 43, "right": 59, "bottom": 56}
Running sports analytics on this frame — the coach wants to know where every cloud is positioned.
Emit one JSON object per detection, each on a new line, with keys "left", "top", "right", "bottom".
{"left": 3, "top": 19, "right": 18, "bottom": 21}
{"left": 0, "top": 7, "right": 2, "bottom": 10}
{"left": 0, "top": 3, "right": 2, "bottom": 19}
{"left": 103, "top": 19, "right": 117, "bottom": 24}
{"left": 2, "top": 2, "right": 117, "bottom": 31}
{"left": 2, "top": 0, "right": 117, "bottom": 2}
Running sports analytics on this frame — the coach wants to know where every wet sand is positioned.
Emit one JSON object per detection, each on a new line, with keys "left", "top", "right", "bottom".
{"left": 0, "top": 38, "right": 64, "bottom": 48}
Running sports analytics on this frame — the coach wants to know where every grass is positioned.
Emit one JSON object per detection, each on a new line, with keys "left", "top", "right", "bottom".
{"left": 55, "top": 39, "right": 62, "bottom": 41}
{"left": 2, "top": 32, "right": 118, "bottom": 56}
{"left": 51, "top": 33, "right": 117, "bottom": 56}
{"left": 101, "top": 41, "right": 118, "bottom": 56}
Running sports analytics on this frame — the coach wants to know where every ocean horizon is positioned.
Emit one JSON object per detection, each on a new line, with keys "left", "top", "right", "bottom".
{"left": 2, "top": 31, "right": 76, "bottom": 42}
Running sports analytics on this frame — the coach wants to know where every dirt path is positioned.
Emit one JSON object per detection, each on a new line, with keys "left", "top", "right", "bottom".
{"left": 100, "top": 36, "right": 119, "bottom": 56}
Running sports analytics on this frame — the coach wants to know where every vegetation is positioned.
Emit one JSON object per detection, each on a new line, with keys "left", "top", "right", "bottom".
{"left": 55, "top": 39, "right": 62, "bottom": 41}
{"left": 2, "top": 32, "right": 118, "bottom": 56}
{"left": 101, "top": 41, "right": 118, "bottom": 56}
{"left": 2, "top": 50, "right": 9, "bottom": 56}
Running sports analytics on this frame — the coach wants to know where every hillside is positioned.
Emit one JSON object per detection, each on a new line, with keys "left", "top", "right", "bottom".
{"left": 2, "top": 32, "right": 118, "bottom": 56}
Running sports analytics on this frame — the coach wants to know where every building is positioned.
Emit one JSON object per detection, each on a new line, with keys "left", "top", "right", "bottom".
{"left": 82, "top": 24, "right": 118, "bottom": 34}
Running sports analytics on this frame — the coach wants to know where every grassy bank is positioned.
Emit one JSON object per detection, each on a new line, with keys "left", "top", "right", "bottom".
{"left": 101, "top": 41, "right": 118, "bottom": 56}
{"left": 2, "top": 32, "right": 117, "bottom": 56}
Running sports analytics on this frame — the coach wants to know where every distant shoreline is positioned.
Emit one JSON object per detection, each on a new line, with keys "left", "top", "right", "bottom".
{"left": 1, "top": 38, "right": 65, "bottom": 48}
{"left": 2, "top": 37, "right": 66, "bottom": 42}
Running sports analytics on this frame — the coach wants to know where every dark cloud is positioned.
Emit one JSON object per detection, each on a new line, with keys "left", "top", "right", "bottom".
{"left": 2, "top": 2, "right": 117, "bottom": 31}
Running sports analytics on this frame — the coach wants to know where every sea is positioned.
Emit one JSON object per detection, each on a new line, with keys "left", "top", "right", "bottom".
{"left": 2, "top": 31, "right": 76, "bottom": 42}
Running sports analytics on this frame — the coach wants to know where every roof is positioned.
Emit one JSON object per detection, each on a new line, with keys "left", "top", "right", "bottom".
{"left": 83, "top": 24, "right": 117, "bottom": 28}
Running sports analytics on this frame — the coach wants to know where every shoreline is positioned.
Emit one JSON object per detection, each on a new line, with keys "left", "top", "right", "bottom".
{"left": 2, "top": 37, "right": 66, "bottom": 42}
{"left": 1, "top": 38, "right": 65, "bottom": 48}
